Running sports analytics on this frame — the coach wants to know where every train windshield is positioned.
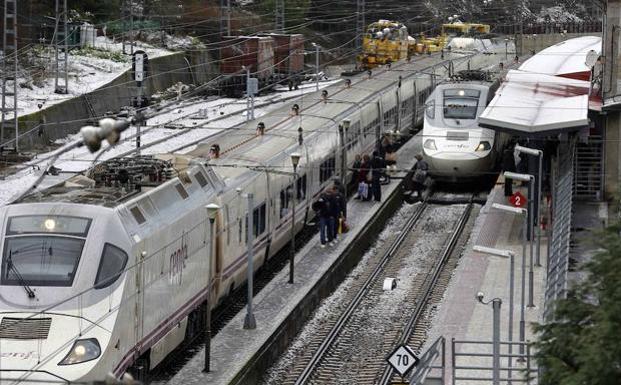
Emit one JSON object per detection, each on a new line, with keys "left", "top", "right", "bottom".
{"left": 1, "top": 216, "right": 91, "bottom": 287}
{"left": 443, "top": 89, "right": 480, "bottom": 120}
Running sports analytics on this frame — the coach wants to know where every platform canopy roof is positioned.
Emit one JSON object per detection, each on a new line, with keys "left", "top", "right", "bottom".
{"left": 479, "top": 36, "right": 602, "bottom": 136}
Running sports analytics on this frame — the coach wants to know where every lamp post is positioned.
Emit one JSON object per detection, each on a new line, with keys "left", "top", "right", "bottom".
{"left": 476, "top": 292, "right": 502, "bottom": 385}
{"left": 339, "top": 120, "right": 350, "bottom": 195}
{"left": 204, "top": 203, "right": 220, "bottom": 372}
{"left": 289, "top": 153, "right": 301, "bottom": 284}
{"left": 474, "top": 243, "right": 518, "bottom": 382}
{"left": 243, "top": 193, "right": 256, "bottom": 329}
{"left": 504, "top": 38, "right": 509, "bottom": 60}
{"left": 312, "top": 43, "right": 320, "bottom": 91}
{"left": 515, "top": 145, "right": 543, "bottom": 267}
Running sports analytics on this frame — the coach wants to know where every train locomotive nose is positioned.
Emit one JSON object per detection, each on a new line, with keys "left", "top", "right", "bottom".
{"left": 0, "top": 313, "right": 109, "bottom": 383}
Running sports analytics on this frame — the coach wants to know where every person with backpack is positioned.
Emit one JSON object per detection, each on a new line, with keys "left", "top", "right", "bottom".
{"left": 412, "top": 154, "right": 429, "bottom": 200}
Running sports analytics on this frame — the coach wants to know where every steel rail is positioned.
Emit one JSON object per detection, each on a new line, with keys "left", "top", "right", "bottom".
{"left": 294, "top": 200, "right": 430, "bottom": 385}
{"left": 378, "top": 196, "right": 474, "bottom": 384}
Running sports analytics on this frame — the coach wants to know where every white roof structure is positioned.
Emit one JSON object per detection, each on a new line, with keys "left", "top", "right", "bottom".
{"left": 479, "top": 36, "right": 602, "bottom": 136}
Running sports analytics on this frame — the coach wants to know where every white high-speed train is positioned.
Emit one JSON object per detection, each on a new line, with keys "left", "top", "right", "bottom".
{"left": 0, "top": 51, "right": 504, "bottom": 384}
{"left": 422, "top": 70, "right": 508, "bottom": 181}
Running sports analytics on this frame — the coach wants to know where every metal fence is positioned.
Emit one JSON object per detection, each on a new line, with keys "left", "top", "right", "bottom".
{"left": 543, "top": 138, "right": 576, "bottom": 321}
{"left": 574, "top": 135, "right": 604, "bottom": 201}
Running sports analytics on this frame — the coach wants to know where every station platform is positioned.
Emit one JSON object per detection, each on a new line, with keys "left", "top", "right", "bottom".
{"left": 425, "top": 182, "right": 548, "bottom": 383}
{"left": 165, "top": 137, "right": 422, "bottom": 384}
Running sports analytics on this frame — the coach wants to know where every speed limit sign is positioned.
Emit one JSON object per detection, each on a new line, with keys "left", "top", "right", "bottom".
{"left": 387, "top": 344, "right": 419, "bottom": 377}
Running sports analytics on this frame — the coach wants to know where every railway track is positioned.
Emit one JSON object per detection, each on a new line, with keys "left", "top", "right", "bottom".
{"left": 263, "top": 197, "right": 476, "bottom": 385}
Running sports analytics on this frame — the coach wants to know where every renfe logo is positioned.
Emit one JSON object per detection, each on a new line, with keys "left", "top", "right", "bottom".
{"left": 169, "top": 243, "right": 188, "bottom": 285}
{"left": 1, "top": 351, "right": 36, "bottom": 360}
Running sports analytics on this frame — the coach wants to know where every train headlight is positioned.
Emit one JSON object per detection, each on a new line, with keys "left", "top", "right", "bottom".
{"left": 59, "top": 338, "right": 101, "bottom": 365}
{"left": 424, "top": 139, "right": 437, "bottom": 150}
{"left": 475, "top": 141, "right": 491, "bottom": 152}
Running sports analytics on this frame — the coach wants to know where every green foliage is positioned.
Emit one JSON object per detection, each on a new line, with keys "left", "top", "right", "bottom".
{"left": 105, "top": 20, "right": 161, "bottom": 36}
{"left": 533, "top": 221, "right": 621, "bottom": 385}
{"left": 73, "top": 47, "right": 129, "bottom": 63}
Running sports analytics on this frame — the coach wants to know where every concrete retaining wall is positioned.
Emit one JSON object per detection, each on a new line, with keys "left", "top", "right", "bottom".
{"left": 9, "top": 50, "right": 218, "bottom": 151}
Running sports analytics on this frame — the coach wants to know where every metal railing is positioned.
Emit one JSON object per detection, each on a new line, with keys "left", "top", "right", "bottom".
{"left": 574, "top": 135, "right": 604, "bottom": 200}
{"left": 408, "top": 337, "right": 445, "bottom": 385}
{"left": 451, "top": 339, "right": 537, "bottom": 384}
{"left": 544, "top": 138, "right": 576, "bottom": 321}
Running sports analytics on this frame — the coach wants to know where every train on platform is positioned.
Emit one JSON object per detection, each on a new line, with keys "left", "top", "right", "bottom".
{"left": 422, "top": 69, "right": 508, "bottom": 181}
{"left": 0, "top": 49, "right": 505, "bottom": 384}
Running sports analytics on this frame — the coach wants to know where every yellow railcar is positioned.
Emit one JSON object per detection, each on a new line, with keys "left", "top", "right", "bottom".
{"left": 357, "top": 20, "right": 409, "bottom": 69}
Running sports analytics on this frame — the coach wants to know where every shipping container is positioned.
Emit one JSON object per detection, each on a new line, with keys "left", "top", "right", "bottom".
{"left": 220, "top": 36, "right": 275, "bottom": 81}
{"left": 260, "top": 33, "right": 305, "bottom": 75}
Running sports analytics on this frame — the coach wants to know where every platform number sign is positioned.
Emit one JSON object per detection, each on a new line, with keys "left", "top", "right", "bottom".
{"left": 387, "top": 344, "right": 419, "bottom": 377}
{"left": 509, "top": 191, "right": 526, "bottom": 208}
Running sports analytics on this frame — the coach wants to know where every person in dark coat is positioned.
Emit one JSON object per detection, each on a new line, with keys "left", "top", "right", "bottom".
{"left": 351, "top": 154, "right": 362, "bottom": 185}
{"left": 502, "top": 142, "right": 517, "bottom": 196}
{"left": 412, "top": 154, "right": 429, "bottom": 199}
{"left": 370, "top": 151, "right": 385, "bottom": 202}
{"left": 325, "top": 187, "right": 342, "bottom": 242}
{"left": 332, "top": 179, "right": 347, "bottom": 218}
{"left": 312, "top": 193, "right": 333, "bottom": 247}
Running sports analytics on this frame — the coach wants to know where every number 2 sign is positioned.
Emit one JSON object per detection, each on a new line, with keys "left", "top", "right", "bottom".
{"left": 509, "top": 191, "right": 526, "bottom": 208}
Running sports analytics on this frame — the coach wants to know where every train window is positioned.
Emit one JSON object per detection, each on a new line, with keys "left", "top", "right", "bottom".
{"left": 7, "top": 215, "right": 91, "bottom": 236}
{"left": 94, "top": 243, "right": 128, "bottom": 289}
{"left": 195, "top": 171, "right": 208, "bottom": 188}
{"left": 175, "top": 184, "right": 190, "bottom": 200}
{"left": 130, "top": 207, "right": 146, "bottom": 225}
{"left": 426, "top": 100, "right": 435, "bottom": 119}
{"left": 1, "top": 236, "right": 86, "bottom": 287}
{"left": 225, "top": 205, "right": 230, "bottom": 246}
{"left": 253, "top": 203, "right": 267, "bottom": 237}
{"left": 443, "top": 90, "right": 480, "bottom": 120}
{"left": 280, "top": 184, "right": 293, "bottom": 218}
{"left": 238, "top": 218, "right": 243, "bottom": 244}
{"left": 296, "top": 174, "right": 307, "bottom": 200}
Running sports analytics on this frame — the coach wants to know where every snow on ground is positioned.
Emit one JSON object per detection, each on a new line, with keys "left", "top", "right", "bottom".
{"left": 13, "top": 37, "right": 174, "bottom": 118}
{"left": 0, "top": 78, "right": 341, "bottom": 206}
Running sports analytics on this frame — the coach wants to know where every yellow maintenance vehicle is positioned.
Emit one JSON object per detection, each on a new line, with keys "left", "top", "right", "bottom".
{"left": 357, "top": 20, "right": 409, "bottom": 69}
{"left": 441, "top": 22, "right": 491, "bottom": 37}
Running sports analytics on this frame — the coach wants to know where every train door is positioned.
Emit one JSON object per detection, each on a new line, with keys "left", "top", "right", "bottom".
{"left": 134, "top": 240, "right": 147, "bottom": 354}
{"left": 395, "top": 89, "right": 401, "bottom": 132}
{"left": 376, "top": 100, "right": 383, "bottom": 151}
{"left": 213, "top": 213, "right": 223, "bottom": 301}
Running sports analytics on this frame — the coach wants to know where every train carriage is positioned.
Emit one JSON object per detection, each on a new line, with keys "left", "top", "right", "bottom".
{"left": 0, "top": 49, "right": 506, "bottom": 383}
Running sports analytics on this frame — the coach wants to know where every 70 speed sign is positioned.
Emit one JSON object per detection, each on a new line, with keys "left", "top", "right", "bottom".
{"left": 387, "top": 344, "right": 420, "bottom": 377}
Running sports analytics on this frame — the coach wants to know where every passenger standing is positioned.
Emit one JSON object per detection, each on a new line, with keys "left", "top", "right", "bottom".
{"left": 312, "top": 193, "right": 333, "bottom": 248}
{"left": 412, "top": 154, "right": 428, "bottom": 199}
{"left": 502, "top": 142, "right": 516, "bottom": 196}
{"left": 332, "top": 179, "right": 347, "bottom": 219}
{"left": 357, "top": 154, "right": 371, "bottom": 200}
{"left": 370, "top": 151, "right": 386, "bottom": 202}
{"left": 326, "top": 187, "right": 341, "bottom": 243}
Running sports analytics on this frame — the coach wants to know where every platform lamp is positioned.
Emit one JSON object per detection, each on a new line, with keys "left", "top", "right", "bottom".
{"left": 473, "top": 244, "right": 516, "bottom": 381}
{"left": 204, "top": 203, "right": 220, "bottom": 373}
{"left": 504, "top": 171, "right": 536, "bottom": 309}
{"left": 476, "top": 292, "right": 502, "bottom": 385}
{"left": 514, "top": 144, "right": 543, "bottom": 267}
{"left": 289, "top": 153, "right": 301, "bottom": 284}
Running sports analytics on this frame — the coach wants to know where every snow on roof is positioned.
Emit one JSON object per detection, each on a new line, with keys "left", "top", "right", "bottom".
{"left": 479, "top": 36, "right": 602, "bottom": 136}
{"left": 479, "top": 70, "right": 590, "bottom": 135}
{"left": 519, "top": 35, "right": 601, "bottom": 80}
